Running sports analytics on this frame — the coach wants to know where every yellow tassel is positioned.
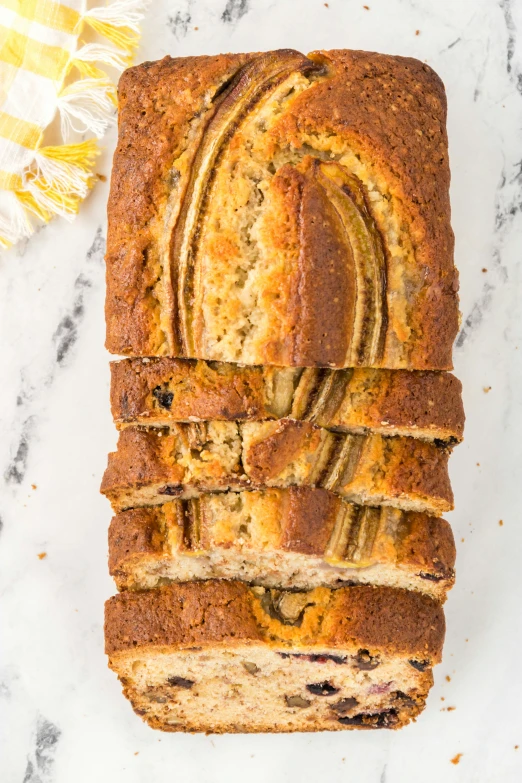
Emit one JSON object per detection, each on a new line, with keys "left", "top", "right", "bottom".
{"left": 82, "top": 18, "right": 139, "bottom": 54}
{"left": 19, "top": 141, "right": 101, "bottom": 220}
{"left": 15, "top": 189, "right": 52, "bottom": 222}
{"left": 68, "top": 59, "right": 107, "bottom": 80}
{"left": 39, "top": 140, "right": 100, "bottom": 170}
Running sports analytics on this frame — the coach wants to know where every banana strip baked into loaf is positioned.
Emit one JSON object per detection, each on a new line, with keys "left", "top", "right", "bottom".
{"left": 111, "top": 359, "right": 465, "bottom": 444}
{"left": 109, "top": 488, "right": 456, "bottom": 601}
{"left": 106, "top": 49, "right": 458, "bottom": 369}
{"left": 105, "top": 580, "right": 445, "bottom": 732}
{"left": 101, "top": 421, "right": 453, "bottom": 515}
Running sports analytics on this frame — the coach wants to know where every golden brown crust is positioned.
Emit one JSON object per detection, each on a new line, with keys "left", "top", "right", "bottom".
{"left": 108, "top": 490, "right": 456, "bottom": 596}
{"left": 110, "top": 358, "right": 269, "bottom": 423}
{"left": 106, "top": 53, "right": 252, "bottom": 355}
{"left": 105, "top": 580, "right": 263, "bottom": 654}
{"left": 321, "top": 586, "right": 444, "bottom": 660}
{"left": 246, "top": 420, "right": 316, "bottom": 482}
{"left": 106, "top": 50, "right": 458, "bottom": 368}
{"left": 105, "top": 580, "right": 444, "bottom": 662}
{"left": 275, "top": 163, "right": 355, "bottom": 366}
{"left": 287, "top": 49, "right": 458, "bottom": 369}
{"left": 100, "top": 422, "right": 453, "bottom": 515}
{"left": 110, "top": 359, "right": 464, "bottom": 443}
{"left": 108, "top": 505, "right": 166, "bottom": 576}
{"left": 395, "top": 512, "right": 456, "bottom": 577}
{"left": 280, "top": 486, "right": 340, "bottom": 555}
{"left": 336, "top": 369, "right": 463, "bottom": 441}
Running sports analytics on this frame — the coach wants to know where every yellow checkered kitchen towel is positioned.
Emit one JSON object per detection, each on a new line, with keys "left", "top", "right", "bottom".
{"left": 0, "top": 0, "right": 147, "bottom": 249}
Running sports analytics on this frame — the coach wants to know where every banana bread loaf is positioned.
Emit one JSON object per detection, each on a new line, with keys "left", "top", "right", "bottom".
{"left": 108, "top": 488, "right": 455, "bottom": 600}
{"left": 105, "top": 580, "right": 445, "bottom": 732}
{"left": 111, "top": 359, "right": 464, "bottom": 443}
{"left": 100, "top": 421, "right": 453, "bottom": 515}
{"left": 106, "top": 49, "right": 458, "bottom": 369}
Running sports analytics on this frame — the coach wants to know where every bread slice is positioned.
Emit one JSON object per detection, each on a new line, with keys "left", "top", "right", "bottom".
{"left": 105, "top": 580, "right": 445, "bottom": 732}
{"left": 101, "top": 420, "right": 453, "bottom": 515}
{"left": 106, "top": 49, "right": 458, "bottom": 369}
{"left": 109, "top": 488, "right": 455, "bottom": 601}
{"left": 111, "top": 359, "right": 464, "bottom": 444}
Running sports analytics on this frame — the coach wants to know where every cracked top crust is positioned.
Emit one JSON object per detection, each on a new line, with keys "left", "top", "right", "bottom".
{"left": 106, "top": 49, "right": 458, "bottom": 370}
{"left": 99, "top": 421, "right": 454, "bottom": 516}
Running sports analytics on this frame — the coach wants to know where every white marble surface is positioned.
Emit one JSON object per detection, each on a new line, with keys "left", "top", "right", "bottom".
{"left": 1, "top": 0, "right": 522, "bottom": 780}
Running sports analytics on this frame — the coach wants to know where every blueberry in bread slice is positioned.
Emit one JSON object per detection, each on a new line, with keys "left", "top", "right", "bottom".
{"left": 100, "top": 420, "right": 453, "bottom": 515}
{"left": 105, "top": 580, "right": 445, "bottom": 732}
{"left": 111, "top": 359, "right": 464, "bottom": 444}
{"left": 108, "top": 488, "right": 455, "bottom": 601}
{"left": 106, "top": 49, "right": 458, "bottom": 369}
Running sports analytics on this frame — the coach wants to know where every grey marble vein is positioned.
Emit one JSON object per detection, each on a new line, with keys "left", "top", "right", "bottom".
{"left": 168, "top": 10, "right": 192, "bottom": 38}
{"left": 456, "top": 282, "right": 494, "bottom": 348}
{"left": 53, "top": 273, "right": 91, "bottom": 365}
{"left": 500, "top": 0, "right": 522, "bottom": 92}
{"left": 4, "top": 417, "right": 34, "bottom": 485}
{"left": 22, "top": 717, "right": 61, "bottom": 783}
{"left": 2, "top": 228, "right": 105, "bottom": 490}
{"left": 222, "top": 0, "right": 249, "bottom": 24}
{"left": 85, "top": 226, "right": 105, "bottom": 264}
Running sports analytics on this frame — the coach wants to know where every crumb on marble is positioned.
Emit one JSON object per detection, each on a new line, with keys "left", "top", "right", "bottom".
{"left": 447, "top": 706, "right": 456, "bottom": 712}
{"left": 37, "top": 552, "right": 47, "bottom": 560}
{"left": 415, "top": 29, "right": 420, "bottom": 35}
{"left": 97, "top": 173, "right": 107, "bottom": 182}
{"left": 483, "top": 386, "right": 491, "bottom": 393}
{"left": 499, "top": 519, "right": 504, "bottom": 526}
{"left": 194, "top": 26, "right": 198, "bottom": 30}
{"left": 134, "top": 752, "right": 139, "bottom": 756}
{"left": 476, "top": 463, "right": 480, "bottom": 467}
{"left": 31, "top": 483, "right": 37, "bottom": 490}
{"left": 482, "top": 267, "right": 488, "bottom": 272}
{"left": 446, "top": 675, "right": 451, "bottom": 682}
{"left": 324, "top": 3, "right": 329, "bottom": 6}
{"left": 363, "top": 4, "right": 369, "bottom": 8}
{"left": 515, "top": 745, "right": 519, "bottom": 750}
{"left": 461, "top": 537, "right": 465, "bottom": 542}
{"left": 451, "top": 754, "right": 463, "bottom": 765}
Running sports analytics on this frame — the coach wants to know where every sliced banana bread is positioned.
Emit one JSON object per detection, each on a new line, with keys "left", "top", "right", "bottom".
{"left": 111, "top": 359, "right": 464, "bottom": 444}
{"left": 105, "top": 580, "right": 445, "bottom": 732}
{"left": 108, "top": 488, "right": 455, "bottom": 600}
{"left": 101, "top": 420, "right": 453, "bottom": 515}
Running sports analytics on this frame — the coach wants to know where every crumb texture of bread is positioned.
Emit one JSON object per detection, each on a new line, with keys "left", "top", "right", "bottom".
{"left": 104, "top": 581, "right": 444, "bottom": 732}
{"left": 111, "top": 359, "right": 465, "bottom": 443}
{"left": 100, "top": 420, "right": 453, "bottom": 515}
{"left": 106, "top": 49, "right": 458, "bottom": 369}
{"left": 108, "top": 489, "right": 456, "bottom": 600}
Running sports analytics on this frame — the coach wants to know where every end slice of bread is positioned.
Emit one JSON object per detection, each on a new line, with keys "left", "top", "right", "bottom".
{"left": 105, "top": 580, "right": 445, "bottom": 732}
